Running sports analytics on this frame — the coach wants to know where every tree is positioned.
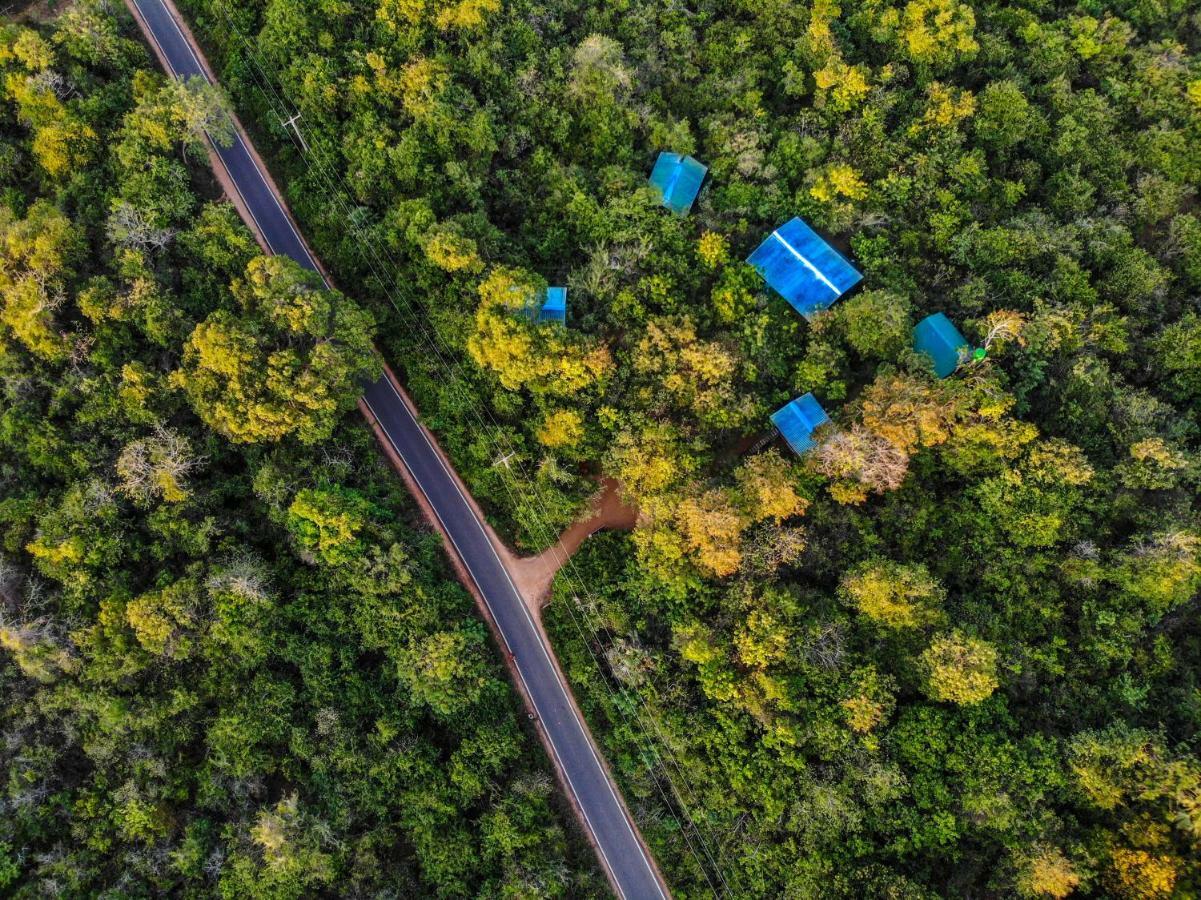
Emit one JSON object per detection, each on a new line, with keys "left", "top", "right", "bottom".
{"left": 1014, "top": 846, "right": 1081, "bottom": 899}
{"left": 810, "top": 424, "right": 909, "bottom": 503}
{"left": 975, "top": 81, "right": 1034, "bottom": 150}
{"left": 736, "top": 451, "right": 808, "bottom": 523}
{"left": 837, "top": 290, "right": 911, "bottom": 360}
{"left": 286, "top": 486, "right": 370, "bottom": 566}
{"left": 396, "top": 626, "right": 490, "bottom": 717}
{"left": 467, "top": 266, "right": 611, "bottom": 396}
{"left": 115, "top": 427, "right": 199, "bottom": 505}
{"left": 0, "top": 199, "right": 80, "bottom": 361}
{"left": 126, "top": 75, "right": 234, "bottom": 156}
{"left": 839, "top": 559, "right": 944, "bottom": 629}
{"left": 921, "top": 631, "right": 999, "bottom": 704}
{"left": 1155, "top": 313, "right": 1201, "bottom": 401}
{"left": 172, "top": 255, "right": 378, "bottom": 444}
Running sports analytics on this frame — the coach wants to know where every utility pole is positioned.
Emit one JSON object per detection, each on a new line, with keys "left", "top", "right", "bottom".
{"left": 281, "top": 112, "right": 309, "bottom": 154}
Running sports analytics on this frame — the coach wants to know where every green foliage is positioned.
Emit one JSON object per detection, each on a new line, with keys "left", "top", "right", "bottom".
{"left": 173, "top": 0, "right": 1201, "bottom": 885}
{"left": 5, "top": 0, "right": 1201, "bottom": 892}
{"left": 0, "top": 12, "right": 598, "bottom": 897}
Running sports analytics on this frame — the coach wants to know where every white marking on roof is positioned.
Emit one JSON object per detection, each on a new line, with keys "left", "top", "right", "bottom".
{"left": 663, "top": 161, "right": 683, "bottom": 201}
{"left": 771, "top": 230, "right": 840, "bottom": 296}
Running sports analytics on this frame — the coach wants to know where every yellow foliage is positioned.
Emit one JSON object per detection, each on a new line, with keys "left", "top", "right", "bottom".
{"left": 0, "top": 275, "right": 69, "bottom": 361}
{"left": 1189, "top": 79, "right": 1201, "bottom": 108}
{"left": 0, "top": 622, "right": 78, "bottom": 683}
{"left": 982, "top": 309, "right": 1029, "bottom": 352}
{"left": 675, "top": 622, "right": 723, "bottom": 667}
{"left": 813, "top": 57, "right": 872, "bottom": 111}
{"left": 697, "top": 231, "right": 729, "bottom": 270}
{"left": 252, "top": 793, "right": 300, "bottom": 868}
{"left": 632, "top": 316, "right": 749, "bottom": 426}
{"left": 398, "top": 57, "right": 448, "bottom": 120}
{"left": 468, "top": 266, "right": 611, "bottom": 396}
{"left": 537, "top": 409, "right": 584, "bottom": 448}
{"left": 674, "top": 489, "right": 748, "bottom": 578}
{"left": 423, "top": 228, "right": 483, "bottom": 273}
{"left": 921, "top": 631, "right": 999, "bottom": 705}
{"left": 1108, "top": 848, "right": 1177, "bottom": 899}
{"left": 840, "top": 559, "right": 944, "bottom": 629}
{"left": 376, "top": 0, "right": 426, "bottom": 28}
{"left": 26, "top": 534, "right": 83, "bottom": 568}
{"left": 911, "top": 81, "right": 975, "bottom": 135}
{"left": 810, "top": 162, "right": 868, "bottom": 204}
{"left": 734, "top": 609, "right": 790, "bottom": 669}
{"left": 1017, "top": 846, "right": 1081, "bottom": 899}
{"left": 736, "top": 451, "right": 808, "bottom": 523}
{"left": 12, "top": 30, "right": 54, "bottom": 70}
{"left": 607, "top": 425, "right": 691, "bottom": 499}
{"left": 861, "top": 373, "right": 955, "bottom": 453}
{"left": 894, "top": 0, "right": 978, "bottom": 67}
{"left": 1023, "top": 439, "right": 1095, "bottom": 487}
{"left": 433, "top": 0, "right": 499, "bottom": 30}
{"left": 125, "top": 583, "right": 193, "bottom": 657}
{"left": 842, "top": 695, "right": 887, "bottom": 733}
{"left": 1129, "top": 437, "right": 1187, "bottom": 471}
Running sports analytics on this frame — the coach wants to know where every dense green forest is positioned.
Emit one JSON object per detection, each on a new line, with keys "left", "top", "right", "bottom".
{"left": 173, "top": 0, "right": 1201, "bottom": 896}
{"left": 0, "top": 9, "right": 603, "bottom": 896}
{"left": 2, "top": 0, "right": 1200, "bottom": 896}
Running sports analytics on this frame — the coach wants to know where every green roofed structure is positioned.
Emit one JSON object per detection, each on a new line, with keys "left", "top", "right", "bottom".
{"left": 649, "top": 152, "right": 707, "bottom": 215}
{"left": 913, "top": 312, "right": 969, "bottom": 378}
{"left": 771, "top": 392, "right": 831, "bottom": 455}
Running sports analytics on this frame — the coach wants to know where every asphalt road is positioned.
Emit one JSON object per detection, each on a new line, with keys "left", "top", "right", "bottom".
{"left": 126, "top": 1, "right": 669, "bottom": 896}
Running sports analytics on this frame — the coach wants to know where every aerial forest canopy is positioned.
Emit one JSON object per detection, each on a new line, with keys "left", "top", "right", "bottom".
{"left": 1, "top": 0, "right": 1200, "bottom": 896}
{"left": 0, "top": 8, "right": 600, "bottom": 897}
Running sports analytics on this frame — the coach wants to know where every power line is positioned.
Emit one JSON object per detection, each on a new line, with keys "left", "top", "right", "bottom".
{"left": 183, "top": 7, "right": 735, "bottom": 893}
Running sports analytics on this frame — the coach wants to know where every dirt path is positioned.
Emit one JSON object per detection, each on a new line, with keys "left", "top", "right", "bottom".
{"left": 500, "top": 478, "right": 638, "bottom": 611}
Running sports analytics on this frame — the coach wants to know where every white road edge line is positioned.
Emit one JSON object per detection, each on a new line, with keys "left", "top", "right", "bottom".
{"left": 141, "top": 0, "right": 318, "bottom": 281}
{"left": 139, "top": 1, "right": 665, "bottom": 889}
{"left": 366, "top": 383, "right": 666, "bottom": 900}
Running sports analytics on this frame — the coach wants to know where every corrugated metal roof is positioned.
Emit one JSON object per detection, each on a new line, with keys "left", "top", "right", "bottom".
{"left": 913, "top": 312, "right": 968, "bottom": 378}
{"left": 747, "top": 217, "right": 863, "bottom": 319}
{"left": 538, "top": 286, "right": 567, "bottom": 323}
{"left": 649, "top": 152, "right": 707, "bottom": 215}
{"left": 771, "top": 392, "right": 831, "bottom": 455}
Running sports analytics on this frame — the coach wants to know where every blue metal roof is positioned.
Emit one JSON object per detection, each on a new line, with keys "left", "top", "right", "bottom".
{"left": 771, "top": 392, "right": 831, "bottom": 455}
{"left": 747, "top": 217, "right": 863, "bottom": 319}
{"left": 538, "top": 286, "right": 567, "bottom": 323}
{"left": 649, "top": 152, "right": 707, "bottom": 215}
{"left": 913, "top": 312, "right": 968, "bottom": 378}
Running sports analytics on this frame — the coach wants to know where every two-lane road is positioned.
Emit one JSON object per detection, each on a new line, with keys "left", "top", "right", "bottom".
{"left": 125, "top": 0, "right": 669, "bottom": 896}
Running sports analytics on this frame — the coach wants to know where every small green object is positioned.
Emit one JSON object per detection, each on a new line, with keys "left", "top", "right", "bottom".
{"left": 973, "top": 347, "right": 987, "bottom": 360}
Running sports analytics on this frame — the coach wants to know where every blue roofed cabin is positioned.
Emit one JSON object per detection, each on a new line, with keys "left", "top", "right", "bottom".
{"left": 536, "top": 286, "right": 567, "bottom": 323}
{"left": 747, "top": 217, "right": 863, "bottom": 319}
{"left": 771, "top": 392, "right": 831, "bottom": 455}
{"left": 649, "top": 152, "right": 707, "bottom": 215}
{"left": 913, "top": 312, "right": 969, "bottom": 378}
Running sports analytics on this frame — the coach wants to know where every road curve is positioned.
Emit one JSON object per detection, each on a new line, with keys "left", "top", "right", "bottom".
{"left": 124, "top": 1, "right": 669, "bottom": 896}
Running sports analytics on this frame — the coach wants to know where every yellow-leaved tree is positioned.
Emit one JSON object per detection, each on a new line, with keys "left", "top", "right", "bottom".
{"left": 467, "top": 265, "right": 611, "bottom": 396}
{"left": 172, "top": 256, "right": 378, "bottom": 445}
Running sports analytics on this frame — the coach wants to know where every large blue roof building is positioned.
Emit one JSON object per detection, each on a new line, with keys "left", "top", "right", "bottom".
{"left": 913, "top": 312, "right": 969, "bottom": 378}
{"left": 748, "top": 217, "right": 863, "bottom": 319}
{"left": 771, "top": 392, "right": 831, "bottom": 455}
{"left": 649, "top": 152, "right": 707, "bottom": 215}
